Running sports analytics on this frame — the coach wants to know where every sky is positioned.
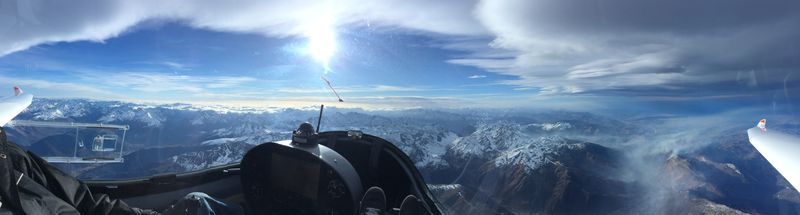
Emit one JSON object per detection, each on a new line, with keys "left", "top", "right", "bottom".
{"left": 0, "top": 0, "right": 799, "bottom": 116}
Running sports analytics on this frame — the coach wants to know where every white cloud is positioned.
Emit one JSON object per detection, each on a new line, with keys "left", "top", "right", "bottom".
{"left": 1, "top": 0, "right": 798, "bottom": 98}
{"left": 456, "top": 0, "right": 800, "bottom": 95}
{"left": 159, "top": 61, "right": 190, "bottom": 70}
{"left": 274, "top": 85, "right": 439, "bottom": 94}
{"left": 370, "top": 85, "right": 426, "bottom": 92}
{"left": 0, "top": 75, "right": 124, "bottom": 98}
{"left": 449, "top": 58, "right": 515, "bottom": 71}
{"left": 172, "top": 96, "right": 470, "bottom": 110}
{"left": 0, "top": 0, "right": 483, "bottom": 56}
{"left": 82, "top": 72, "right": 257, "bottom": 93}
{"left": 468, "top": 75, "right": 486, "bottom": 79}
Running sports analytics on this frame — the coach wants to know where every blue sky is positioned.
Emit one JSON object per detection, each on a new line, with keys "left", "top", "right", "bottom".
{"left": 0, "top": 22, "right": 534, "bottom": 109}
{"left": 0, "top": 0, "right": 798, "bottom": 117}
{"left": 0, "top": 22, "right": 529, "bottom": 106}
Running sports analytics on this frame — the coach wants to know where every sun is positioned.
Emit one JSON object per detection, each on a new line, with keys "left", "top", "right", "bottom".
{"left": 307, "top": 23, "right": 336, "bottom": 70}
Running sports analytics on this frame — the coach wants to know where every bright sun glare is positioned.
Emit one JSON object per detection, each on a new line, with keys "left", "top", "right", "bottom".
{"left": 308, "top": 23, "right": 336, "bottom": 70}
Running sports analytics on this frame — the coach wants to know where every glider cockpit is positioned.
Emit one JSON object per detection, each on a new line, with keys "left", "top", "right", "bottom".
{"left": 86, "top": 123, "right": 443, "bottom": 214}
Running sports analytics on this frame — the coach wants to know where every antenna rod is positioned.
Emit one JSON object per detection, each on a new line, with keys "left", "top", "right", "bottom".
{"left": 321, "top": 76, "right": 344, "bottom": 102}
{"left": 316, "top": 104, "right": 324, "bottom": 133}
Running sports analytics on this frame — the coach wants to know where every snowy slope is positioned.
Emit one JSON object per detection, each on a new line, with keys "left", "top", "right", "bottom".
{"left": 493, "top": 136, "right": 583, "bottom": 172}
{"left": 450, "top": 121, "right": 589, "bottom": 173}
{"left": 450, "top": 121, "right": 525, "bottom": 157}
{"left": 172, "top": 142, "right": 254, "bottom": 171}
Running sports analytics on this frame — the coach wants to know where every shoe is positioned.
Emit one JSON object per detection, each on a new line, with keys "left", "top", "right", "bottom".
{"left": 399, "top": 194, "right": 423, "bottom": 215}
{"left": 360, "top": 186, "right": 386, "bottom": 215}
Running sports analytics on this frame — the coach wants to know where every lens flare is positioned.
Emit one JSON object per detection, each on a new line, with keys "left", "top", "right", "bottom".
{"left": 307, "top": 22, "right": 336, "bottom": 71}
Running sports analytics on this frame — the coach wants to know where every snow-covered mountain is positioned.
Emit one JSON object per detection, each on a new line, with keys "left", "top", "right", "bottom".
{"left": 450, "top": 122, "right": 525, "bottom": 158}
{"left": 528, "top": 121, "right": 573, "bottom": 131}
{"left": 172, "top": 142, "right": 254, "bottom": 171}
{"left": 492, "top": 136, "right": 582, "bottom": 173}
{"left": 8, "top": 98, "right": 800, "bottom": 214}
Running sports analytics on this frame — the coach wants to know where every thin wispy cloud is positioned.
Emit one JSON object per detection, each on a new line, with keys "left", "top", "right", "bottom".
{"left": 468, "top": 75, "right": 486, "bottom": 79}
{"left": 170, "top": 96, "right": 472, "bottom": 110}
{"left": 447, "top": 58, "right": 515, "bottom": 71}
{"left": 0, "top": 76, "right": 124, "bottom": 99}
{"left": 370, "top": 85, "right": 428, "bottom": 92}
{"left": 274, "top": 85, "right": 449, "bottom": 94}
{"left": 83, "top": 72, "right": 257, "bottom": 93}
{"left": 159, "top": 61, "right": 191, "bottom": 70}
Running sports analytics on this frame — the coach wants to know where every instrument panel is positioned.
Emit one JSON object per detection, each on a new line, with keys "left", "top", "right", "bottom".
{"left": 241, "top": 140, "right": 362, "bottom": 215}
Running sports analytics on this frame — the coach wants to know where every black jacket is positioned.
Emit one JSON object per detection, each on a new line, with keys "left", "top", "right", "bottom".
{"left": 0, "top": 127, "right": 153, "bottom": 214}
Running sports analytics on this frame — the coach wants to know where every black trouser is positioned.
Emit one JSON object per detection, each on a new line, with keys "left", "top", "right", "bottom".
{"left": 163, "top": 192, "right": 244, "bottom": 215}
{"left": 0, "top": 127, "right": 152, "bottom": 214}
{"left": 0, "top": 127, "right": 243, "bottom": 215}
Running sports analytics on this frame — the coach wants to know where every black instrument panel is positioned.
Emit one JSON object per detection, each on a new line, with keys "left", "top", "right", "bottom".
{"left": 241, "top": 140, "right": 362, "bottom": 215}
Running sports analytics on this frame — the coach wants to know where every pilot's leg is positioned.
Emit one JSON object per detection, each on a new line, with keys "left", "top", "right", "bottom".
{"left": 360, "top": 186, "right": 387, "bottom": 215}
{"left": 162, "top": 192, "right": 243, "bottom": 215}
{"left": 359, "top": 187, "right": 425, "bottom": 215}
{"left": 0, "top": 127, "right": 156, "bottom": 214}
{"left": 398, "top": 195, "right": 423, "bottom": 215}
